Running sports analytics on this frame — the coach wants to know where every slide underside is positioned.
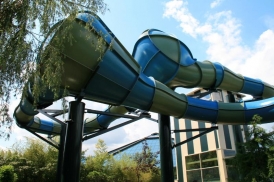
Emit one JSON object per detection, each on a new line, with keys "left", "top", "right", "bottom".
{"left": 14, "top": 12, "right": 274, "bottom": 135}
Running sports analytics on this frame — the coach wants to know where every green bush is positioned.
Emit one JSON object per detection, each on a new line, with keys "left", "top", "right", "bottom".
{"left": 0, "top": 165, "right": 17, "bottom": 182}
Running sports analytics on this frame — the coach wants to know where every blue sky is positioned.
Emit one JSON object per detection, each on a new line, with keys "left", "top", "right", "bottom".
{"left": 1, "top": 0, "right": 274, "bottom": 154}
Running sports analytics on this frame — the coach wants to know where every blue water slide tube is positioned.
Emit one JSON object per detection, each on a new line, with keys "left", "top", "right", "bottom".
{"left": 13, "top": 12, "right": 274, "bottom": 135}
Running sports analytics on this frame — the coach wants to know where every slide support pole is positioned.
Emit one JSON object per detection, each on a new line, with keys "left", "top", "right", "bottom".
{"left": 158, "top": 114, "right": 174, "bottom": 182}
{"left": 56, "top": 124, "right": 67, "bottom": 182}
{"left": 63, "top": 101, "right": 85, "bottom": 182}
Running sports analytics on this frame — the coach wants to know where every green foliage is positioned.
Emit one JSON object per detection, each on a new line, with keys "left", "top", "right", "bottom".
{"left": 81, "top": 139, "right": 134, "bottom": 182}
{"left": 231, "top": 115, "right": 274, "bottom": 182}
{"left": 0, "top": 165, "right": 17, "bottom": 182}
{"left": 112, "top": 154, "right": 138, "bottom": 181}
{"left": 82, "top": 139, "right": 114, "bottom": 182}
{"left": 0, "top": 0, "right": 108, "bottom": 139}
{"left": 124, "top": 141, "right": 160, "bottom": 182}
{"left": 81, "top": 139, "right": 161, "bottom": 182}
{"left": 0, "top": 138, "right": 58, "bottom": 182}
{"left": 1, "top": 138, "right": 161, "bottom": 181}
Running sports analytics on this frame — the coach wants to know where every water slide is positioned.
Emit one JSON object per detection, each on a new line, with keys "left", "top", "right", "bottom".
{"left": 14, "top": 12, "right": 274, "bottom": 135}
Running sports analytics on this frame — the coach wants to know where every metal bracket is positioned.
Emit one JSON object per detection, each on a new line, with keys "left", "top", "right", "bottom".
{"left": 65, "top": 119, "right": 73, "bottom": 123}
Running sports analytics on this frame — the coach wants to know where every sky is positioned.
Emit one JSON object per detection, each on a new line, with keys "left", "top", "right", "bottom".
{"left": 1, "top": 0, "right": 274, "bottom": 155}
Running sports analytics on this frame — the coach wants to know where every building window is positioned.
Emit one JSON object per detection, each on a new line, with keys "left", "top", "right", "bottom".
{"left": 186, "top": 169, "right": 202, "bottom": 182}
{"left": 186, "top": 154, "right": 200, "bottom": 170}
{"left": 200, "top": 151, "right": 218, "bottom": 168}
{"left": 202, "top": 167, "right": 220, "bottom": 181}
{"left": 185, "top": 150, "right": 220, "bottom": 182}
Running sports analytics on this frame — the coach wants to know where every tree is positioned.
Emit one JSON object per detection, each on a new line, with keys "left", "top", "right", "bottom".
{"left": 127, "top": 141, "right": 160, "bottom": 182}
{"left": 111, "top": 154, "right": 138, "bottom": 182}
{"left": 82, "top": 139, "right": 115, "bottom": 182}
{"left": 231, "top": 115, "right": 274, "bottom": 182}
{"left": 0, "top": 0, "right": 108, "bottom": 139}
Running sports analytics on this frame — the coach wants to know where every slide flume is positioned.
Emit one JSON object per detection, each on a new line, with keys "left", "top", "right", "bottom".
{"left": 14, "top": 12, "right": 274, "bottom": 135}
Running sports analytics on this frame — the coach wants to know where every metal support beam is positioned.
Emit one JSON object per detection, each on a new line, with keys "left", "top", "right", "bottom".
{"left": 63, "top": 101, "right": 85, "bottom": 182}
{"left": 24, "top": 128, "right": 59, "bottom": 149}
{"left": 158, "top": 114, "right": 174, "bottom": 182}
{"left": 83, "top": 113, "right": 156, "bottom": 141}
{"left": 173, "top": 126, "right": 218, "bottom": 133}
{"left": 85, "top": 108, "right": 149, "bottom": 119}
{"left": 173, "top": 126, "right": 218, "bottom": 148}
{"left": 38, "top": 109, "right": 67, "bottom": 125}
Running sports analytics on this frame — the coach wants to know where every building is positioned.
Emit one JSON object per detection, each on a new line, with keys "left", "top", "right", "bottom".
{"left": 174, "top": 88, "right": 247, "bottom": 182}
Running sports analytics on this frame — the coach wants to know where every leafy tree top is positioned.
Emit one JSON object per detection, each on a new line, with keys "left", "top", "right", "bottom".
{"left": 0, "top": 0, "right": 108, "bottom": 139}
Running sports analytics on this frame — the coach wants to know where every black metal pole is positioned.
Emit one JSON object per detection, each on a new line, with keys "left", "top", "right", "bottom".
{"left": 63, "top": 101, "right": 85, "bottom": 182}
{"left": 56, "top": 124, "right": 67, "bottom": 182}
{"left": 158, "top": 114, "right": 174, "bottom": 182}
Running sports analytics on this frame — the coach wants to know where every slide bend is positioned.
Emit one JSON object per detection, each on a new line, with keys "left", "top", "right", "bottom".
{"left": 14, "top": 12, "right": 274, "bottom": 135}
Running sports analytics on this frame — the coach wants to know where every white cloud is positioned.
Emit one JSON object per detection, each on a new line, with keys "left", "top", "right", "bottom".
{"left": 163, "top": 0, "right": 274, "bottom": 86}
{"left": 83, "top": 136, "right": 128, "bottom": 156}
{"left": 163, "top": 0, "right": 199, "bottom": 37}
{"left": 123, "top": 118, "right": 158, "bottom": 142}
{"left": 210, "top": 0, "right": 223, "bottom": 8}
{"left": 239, "top": 30, "right": 274, "bottom": 84}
